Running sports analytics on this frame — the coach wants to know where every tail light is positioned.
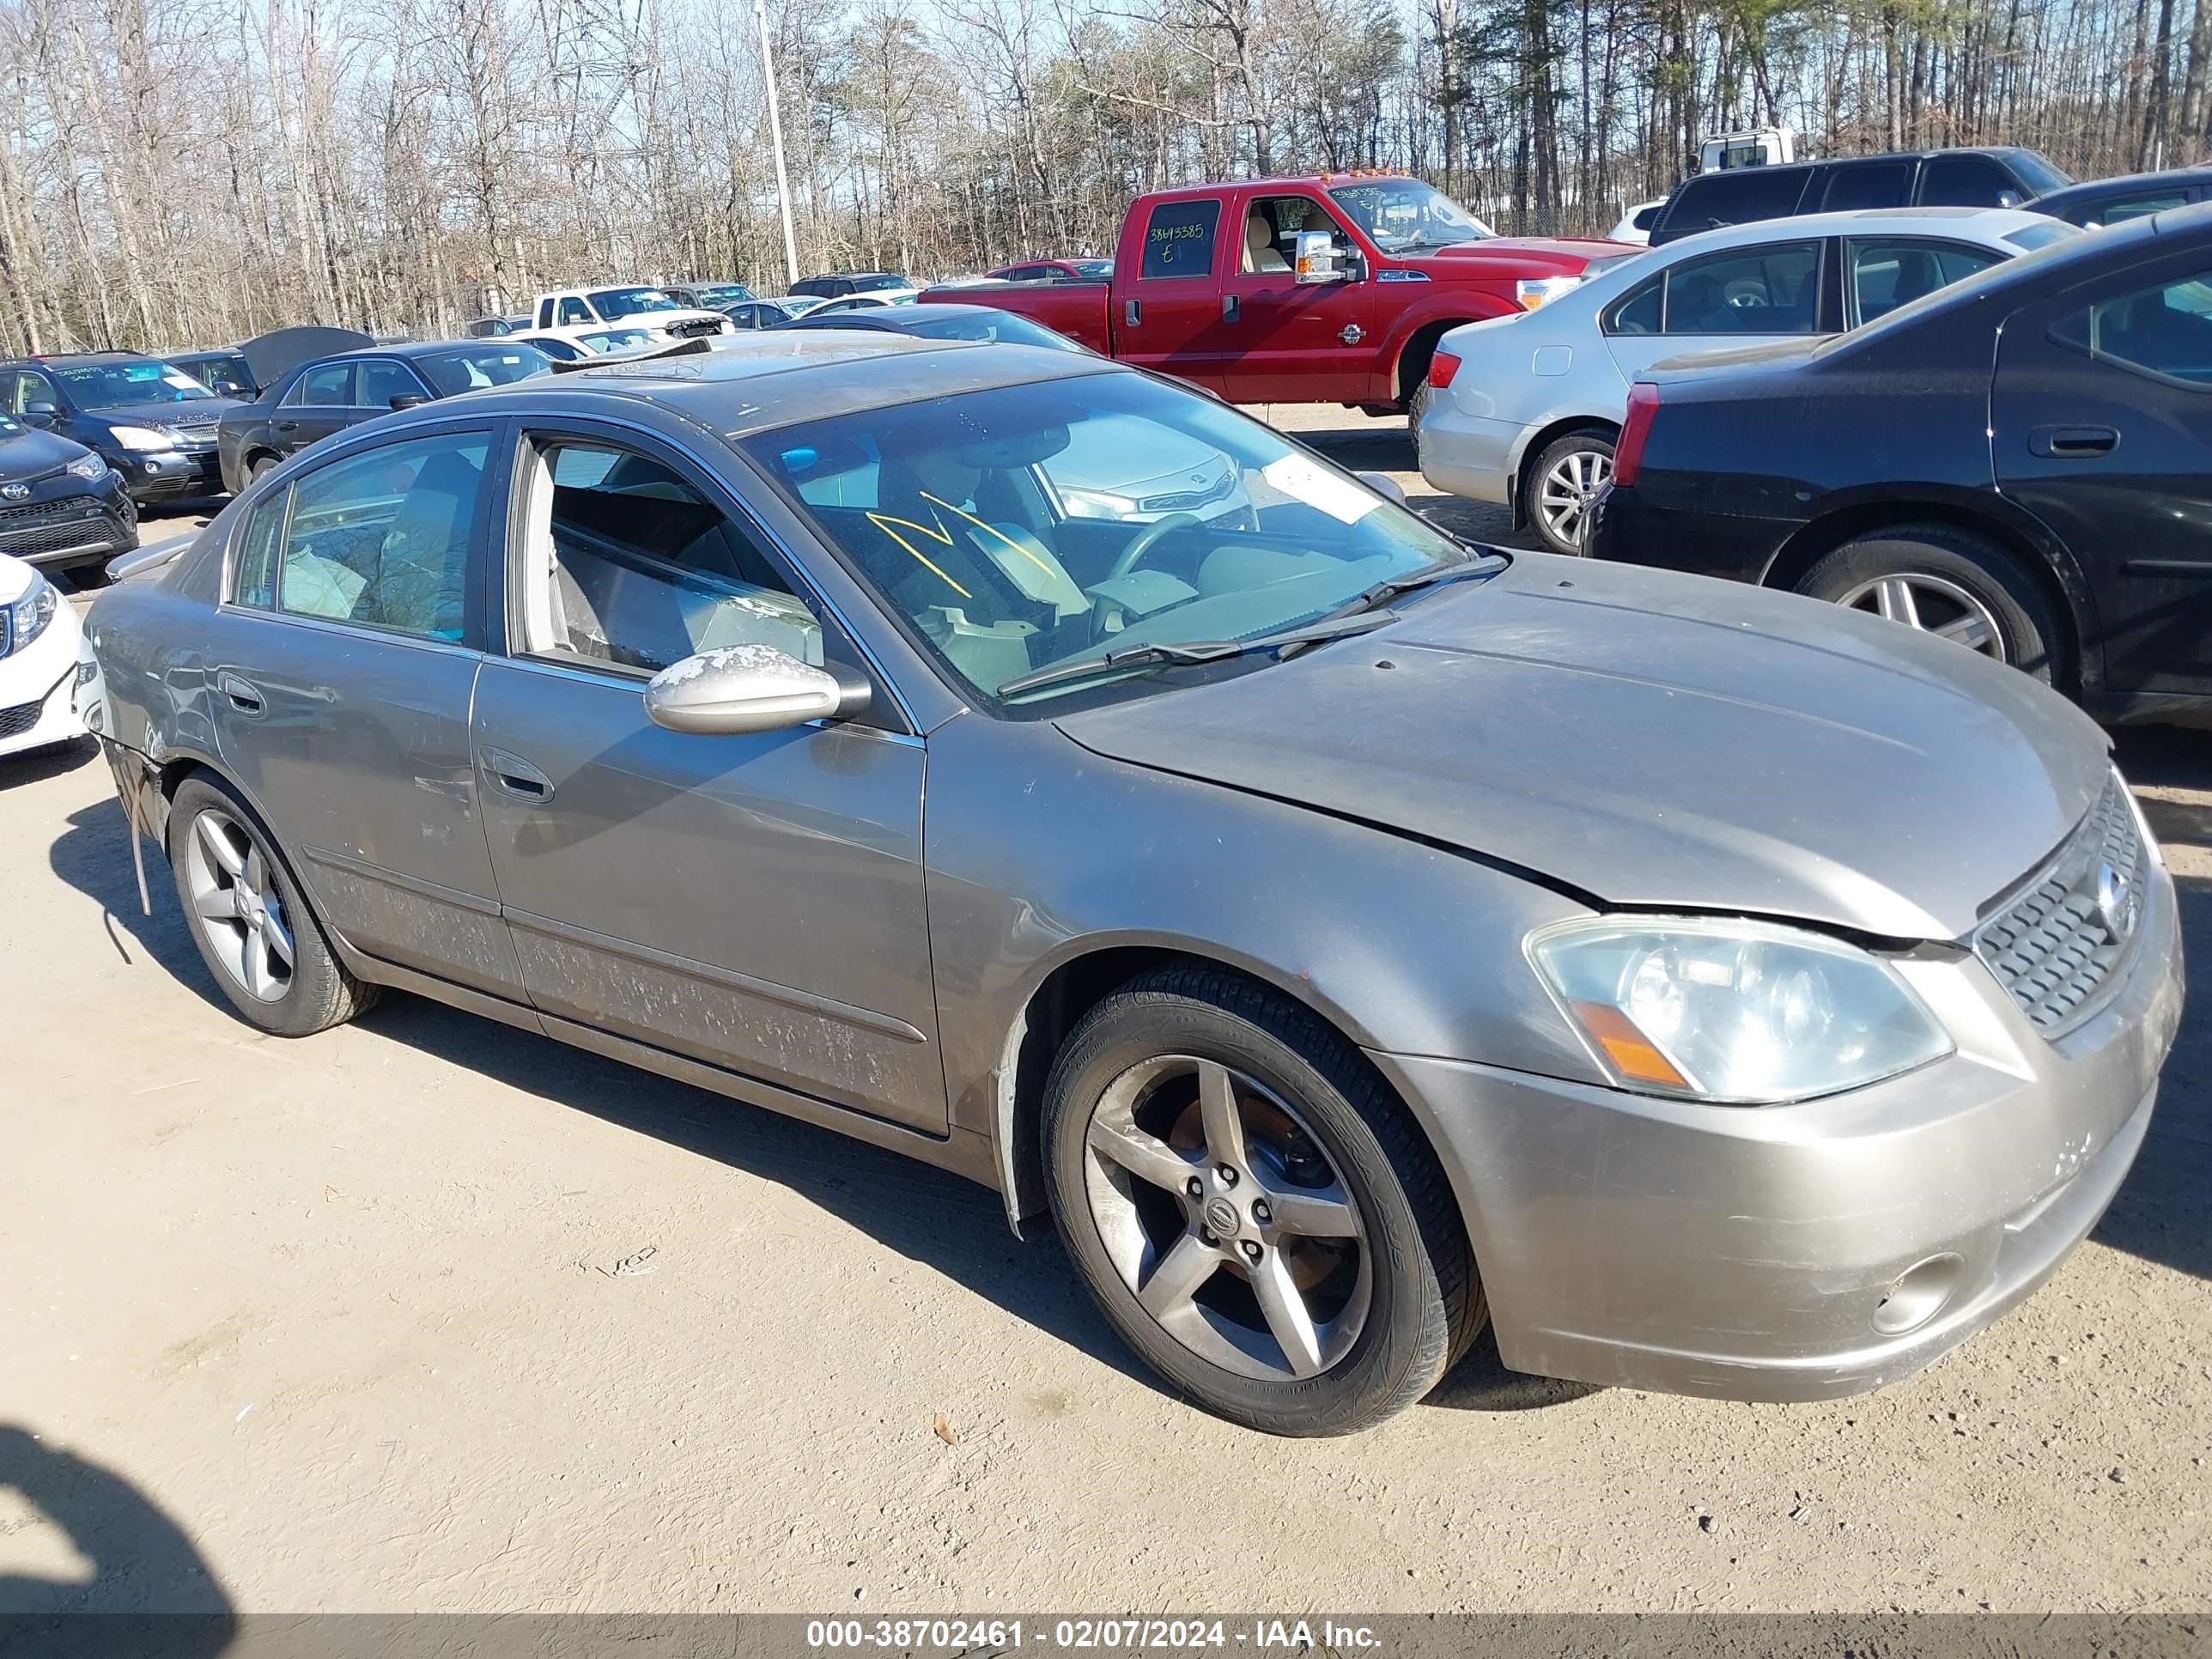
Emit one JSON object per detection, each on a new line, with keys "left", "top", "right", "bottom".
{"left": 1428, "top": 350, "right": 1462, "bottom": 391}
{"left": 1612, "top": 381, "right": 1660, "bottom": 488}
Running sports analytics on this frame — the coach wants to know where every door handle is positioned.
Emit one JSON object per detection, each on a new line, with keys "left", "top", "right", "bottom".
{"left": 482, "top": 747, "right": 555, "bottom": 802}
{"left": 1124, "top": 299, "right": 1141, "bottom": 327}
{"left": 216, "top": 672, "right": 264, "bottom": 714}
{"left": 1222, "top": 294, "right": 1240, "bottom": 322}
{"left": 275, "top": 420, "right": 300, "bottom": 434}
{"left": 2029, "top": 423, "right": 2119, "bottom": 459}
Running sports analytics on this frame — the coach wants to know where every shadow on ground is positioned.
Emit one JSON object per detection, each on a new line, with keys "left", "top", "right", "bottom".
{"left": 0, "top": 1425, "right": 234, "bottom": 1645}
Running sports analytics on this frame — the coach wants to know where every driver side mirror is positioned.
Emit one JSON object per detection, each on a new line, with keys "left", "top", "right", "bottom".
{"left": 644, "top": 647, "right": 872, "bottom": 736}
{"left": 1294, "top": 230, "right": 1349, "bottom": 285}
{"left": 390, "top": 393, "right": 430, "bottom": 410}
{"left": 22, "top": 401, "right": 56, "bottom": 427}
{"left": 1356, "top": 471, "right": 1407, "bottom": 505}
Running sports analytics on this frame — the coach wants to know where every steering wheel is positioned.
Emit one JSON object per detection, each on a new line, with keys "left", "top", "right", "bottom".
{"left": 1104, "top": 513, "right": 1202, "bottom": 581}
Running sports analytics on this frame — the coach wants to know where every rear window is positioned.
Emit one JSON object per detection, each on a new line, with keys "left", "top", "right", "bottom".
{"left": 1657, "top": 168, "right": 1812, "bottom": 240}
{"left": 1140, "top": 199, "right": 1222, "bottom": 278}
{"left": 2082, "top": 191, "right": 2192, "bottom": 227}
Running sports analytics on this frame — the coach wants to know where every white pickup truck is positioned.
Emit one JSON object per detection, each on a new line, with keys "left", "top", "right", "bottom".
{"left": 530, "top": 285, "right": 730, "bottom": 340}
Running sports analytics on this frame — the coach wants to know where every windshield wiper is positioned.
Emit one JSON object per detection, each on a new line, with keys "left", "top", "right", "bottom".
{"left": 1340, "top": 556, "right": 1504, "bottom": 616}
{"left": 997, "top": 610, "right": 1401, "bottom": 699}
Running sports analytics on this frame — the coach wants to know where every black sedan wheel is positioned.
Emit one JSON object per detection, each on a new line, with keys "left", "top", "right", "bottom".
{"left": 1798, "top": 526, "right": 2065, "bottom": 683}
{"left": 1043, "top": 965, "right": 1482, "bottom": 1436}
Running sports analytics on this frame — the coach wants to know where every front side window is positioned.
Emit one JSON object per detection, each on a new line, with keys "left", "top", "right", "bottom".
{"left": 1239, "top": 195, "right": 1346, "bottom": 276}
{"left": 356, "top": 359, "right": 428, "bottom": 409}
{"left": 558, "top": 298, "right": 592, "bottom": 326}
{"left": 1662, "top": 242, "right": 1821, "bottom": 333}
{"left": 744, "top": 371, "right": 1466, "bottom": 709}
{"left": 413, "top": 345, "right": 552, "bottom": 397}
{"left": 514, "top": 439, "right": 820, "bottom": 675}
{"left": 2050, "top": 270, "right": 2212, "bottom": 387}
{"left": 289, "top": 362, "right": 355, "bottom": 407}
{"left": 1845, "top": 239, "right": 2002, "bottom": 327}
{"left": 275, "top": 432, "right": 489, "bottom": 639}
{"left": 1140, "top": 200, "right": 1221, "bottom": 279}
{"left": 1326, "top": 178, "right": 1489, "bottom": 252}
{"left": 1918, "top": 155, "right": 2019, "bottom": 207}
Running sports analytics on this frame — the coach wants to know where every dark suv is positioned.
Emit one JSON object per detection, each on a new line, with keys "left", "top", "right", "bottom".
{"left": 787, "top": 272, "right": 913, "bottom": 300}
{"left": 1648, "top": 147, "right": 2071, "bottom": 246}
{"left": 0, "top": 353, "right": 247, "bottom": 502}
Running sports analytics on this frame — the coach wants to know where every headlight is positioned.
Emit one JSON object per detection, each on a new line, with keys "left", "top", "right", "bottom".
{"left": 108, "top": 424, "right": 176, "bottom": 453}
{"left": 1515, "top": 275, "right": 1583, "bottom": 311}
{"left": 1060, "top": 485, "right": 1132, "bottom": 518}
{"left": 1529, "top": 916, "right": 1952, "bottom": 1103}
{"left": 3, "top": 571, "right": 58, "bottom": 657}
{"left": 65, "top": 452, "right": 107, "bottom": 480}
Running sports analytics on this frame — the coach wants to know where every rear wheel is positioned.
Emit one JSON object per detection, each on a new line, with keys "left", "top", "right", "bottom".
{"left": 1042, "top": 966, "right": 1482, "bottom": 1436}
{"left": 1796, "top": 525, "right": 2064, "bottom": 682}
{"left": 167, "top": 775, "right": 375, "bottom": 1036}
{"left": 1406, "top": 377, "right": 1433, "bottom": 442}
{"left": 1525, "top": 431, "right": 1614, "bottom": 556}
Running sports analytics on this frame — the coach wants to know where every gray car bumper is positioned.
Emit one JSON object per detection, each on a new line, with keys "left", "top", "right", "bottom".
{"left": 1373, "top": 858, "right": 2184, "bottom": 1403}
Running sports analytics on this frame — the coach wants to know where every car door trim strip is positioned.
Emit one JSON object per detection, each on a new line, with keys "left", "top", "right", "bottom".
{"left": 301, "top": 842, "right": 504, "bottom": 916}
{"left": 502, "top": 905, "right": 931, "bottom": 1044}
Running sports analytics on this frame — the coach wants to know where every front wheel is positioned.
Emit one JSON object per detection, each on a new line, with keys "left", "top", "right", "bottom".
{"left": 1526, "top": 431, "right": 1613, "bottom": 556}
{"left": 1042, "top": 966, "right": 1482, "bottom": 1436}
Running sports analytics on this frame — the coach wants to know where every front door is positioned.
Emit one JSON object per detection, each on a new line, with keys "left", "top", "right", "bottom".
{"left": 1221, "top": 192, "right": 1376, "bottom": 404}
{"left": 1116, "top": 196, "right": 1236, "bottom": 394}
{"left": 1993, "top": 250, "right": 2212, "bottom": 695}
{"left": 471, "top": 424, "right": 945, "bottom": 1132}
{"left": 202, "top": 422, "right": 524, "bottom": 996}
{"left": 272, "top": 360, "right": 361, "bottom": 460}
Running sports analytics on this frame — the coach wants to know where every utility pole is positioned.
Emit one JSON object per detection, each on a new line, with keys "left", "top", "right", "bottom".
{"left": 756, "top": 0, "right": 801, "bottom": 287}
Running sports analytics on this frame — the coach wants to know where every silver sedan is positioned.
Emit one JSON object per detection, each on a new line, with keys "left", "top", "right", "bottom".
{"left": 1417, "top": 206, "right": 2081, "bottom": 554}
{"left": 79, "top": 334, "right": 2179, "bottom": 1435}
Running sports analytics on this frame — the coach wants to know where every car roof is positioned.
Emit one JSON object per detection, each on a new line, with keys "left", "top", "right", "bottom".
{"left": 2035, "top": 164, "right": 2212, "bottom": 202}
{"left": 1644, "top": 204, "right": 2063, "bottom": 257}
{"left": 9, "top": 350, "right": 151, "bottom": 365}
{"left": 447, "top": 331, "right": 1115, "bottom": 440}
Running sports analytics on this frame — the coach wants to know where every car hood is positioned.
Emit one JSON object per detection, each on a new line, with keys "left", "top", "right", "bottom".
{"left": 1054, "top": 555, "right": 2110, "bottom": 941}
{"left": 1415, "top": 237, "right": 1632, "bottom": 277}
{"left": 0, "top": 422, "right": 96, "bottom": 479}
{"left": 92, "top": 398, "right": 246, "bottom": 428}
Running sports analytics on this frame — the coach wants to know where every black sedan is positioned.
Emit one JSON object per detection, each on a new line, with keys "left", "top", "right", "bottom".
{"left": 0, "top": 353, "right": 246, "bottom": 504}
{"left": 2031, "top": 164, "right": 2212, "bottom": 228}
{"left": 1588, "top": 199, "right": 2212, "bottom": 726}
{"left": 0, "top": 411, "right": 137, "bottom": 576}
{"left": 769, "top": 302, "right": 1085, "bottom": 352}
{"left": 218, "top": 340, "right": 554, "bottom": 492}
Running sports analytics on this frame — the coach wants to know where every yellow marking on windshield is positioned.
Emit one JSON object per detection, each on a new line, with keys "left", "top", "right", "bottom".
{"left": 866, "top": 508, "right": 973, "bottom": 599}
{"left": 919, "top": 489, "right": 1061, "bottom": 580}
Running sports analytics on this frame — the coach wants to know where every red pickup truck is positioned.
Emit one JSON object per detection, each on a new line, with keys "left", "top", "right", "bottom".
{"left": 925, "top": 173, "right": 1628, "bottom": 421}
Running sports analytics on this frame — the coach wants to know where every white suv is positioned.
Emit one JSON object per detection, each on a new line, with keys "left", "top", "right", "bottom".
{"left": 531, "top": 287, "right": 729, "bottom": 341}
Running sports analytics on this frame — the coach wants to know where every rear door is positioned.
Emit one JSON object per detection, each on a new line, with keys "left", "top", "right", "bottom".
{"left": 1992, "top": 247, "right": 2212, "bottom": 695}
{"left": 470, "top": 420, "right": 945, "bottom": 1132}
{"left": 1220, "top": 191, "right": 1376, "bottom": 404}
{"left": 1601, "top": 236, "right": 1827, "bottom": 381}
{"left": 203, "top": 421, "right": 524, "bottom": 995}
{"left": 1115, "top": 195, "right": 1236, "bottom": 393}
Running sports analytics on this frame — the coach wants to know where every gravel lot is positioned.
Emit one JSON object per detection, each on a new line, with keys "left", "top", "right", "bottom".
{"left": 3, "top": 420, "right": 2207, "bottom": 1619}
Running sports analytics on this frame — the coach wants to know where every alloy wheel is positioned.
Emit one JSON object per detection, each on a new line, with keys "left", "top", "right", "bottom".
{"left": 1834, "top": 570, "right": 2004, "bottom": 658}
{"left": 1536, "top": 448, "right": 1609, "bottom": 550}
{"left": 1081, "top": 1054, "right": 1370, "bottom": 1382}
{"left": 183, "top": 808, "right": 295, "bottom": 1002}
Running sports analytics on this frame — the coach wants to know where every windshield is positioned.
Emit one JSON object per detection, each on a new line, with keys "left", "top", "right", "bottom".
{"left": 415, "top": 344, "right": 556, "bottom": 396}
{"left": 900, "top": 310, "right": 1085, "bottom": 351}
{"left": 178, "top": 353, "right": 253, "bottom": 391}
{"left": 2008, "top": 151, "right": 2075, "bottom": 195}
{"left": 689, "top": 284, "right": 754, "bottom": 307}
{"left": 853, "top": 274, "right": 912, "bottom": 293}
{"left": 2004, "top": 220, "right": 2081, "bottom": 251}
{"left": 589, "top": 286, "right": 684, "bottom": 318}
{"left": 1328, "top": 179, "right": 1491, "bottom": 253}
{"left": 55, "top": 359, "right": 216, "bottom": 409}
{"left": 1071, "top": 259, "right": 1113, "bottom": 279}
{"left": 743, "top": 372, "right": 1468, "bottom": 709}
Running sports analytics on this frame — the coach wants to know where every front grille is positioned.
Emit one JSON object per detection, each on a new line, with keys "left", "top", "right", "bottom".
{"left": 1139, "top": 469, "right": 1235, "bottom": 514}
{"left": 1974, "top": 772, "right": 2147, "bottom": 1036}
{"left": 0, "top": 496, "right": 130, "bottom": 558}
{"left": 666, "top": 318, "right": 721, "bottom": 338}
{"left": 0, "top": 700, "right": 41, "bottom": 738}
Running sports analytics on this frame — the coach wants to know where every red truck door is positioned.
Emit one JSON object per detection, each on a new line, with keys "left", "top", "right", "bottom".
{"left": 1219, "top": 189, "right": 1377, "bottom": 404}
{"left": 1115, "top": 195, "right": 1236, "bottom": 394}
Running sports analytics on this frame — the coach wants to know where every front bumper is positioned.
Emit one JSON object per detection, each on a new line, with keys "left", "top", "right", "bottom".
{"left": 0, "top": 479, "right": 138, "bottom": 569}
{"left": 1372, "top": 854, "right": 2184, "bottom": 1402}
{"left": 113, "top": 445, "right": 224, "bottom": 500}
{"left": 1414, "top": 404, "right": 1520, "bottom": 506}
{"left": 0, "top": 594, "right": 88, "bottom": 757}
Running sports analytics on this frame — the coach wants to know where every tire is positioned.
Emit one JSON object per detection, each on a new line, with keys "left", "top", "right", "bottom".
{"left": 1524, "top": 430, "right": 1614, "bottom": 556}
{"left": 1796, "top": 525, "right": 2065, "bottom": 683}
{"left": 166, "top": 775, "right": 376, "bottom": 1036}
{"left": 246, "top": 453, "right": 279, "bottom": 485}
{"left": 1042, "top": 965, "right": 1483, "bottom": 1437}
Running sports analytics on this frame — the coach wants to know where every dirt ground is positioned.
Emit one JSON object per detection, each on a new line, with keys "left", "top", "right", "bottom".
{"left": 3, "top": 422, "right": 2208, "bottom": 1618}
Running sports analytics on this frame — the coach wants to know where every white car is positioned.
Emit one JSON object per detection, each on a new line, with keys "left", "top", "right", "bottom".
{"left": 501, "top": 325, "right": 659, "bottom": 362}
{"left": 529, "top": 286, "right": 729, "bottom": 341}
{"left": 0, "top": 553, "right": 87, "bottom": 760}
{"left": 1608, "top": 198, "right": 1666, "bottom": 245}
{"left": 1415, "top": 206, "right": 2082, "bottom": 554}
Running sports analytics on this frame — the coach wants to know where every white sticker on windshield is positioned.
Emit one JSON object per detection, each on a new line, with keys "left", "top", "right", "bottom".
{"left": 1261, "top": 454, "right": 1380, "bottom": 525}
{"left": 161, "top": 373, "right": 202, "bottom": 390}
